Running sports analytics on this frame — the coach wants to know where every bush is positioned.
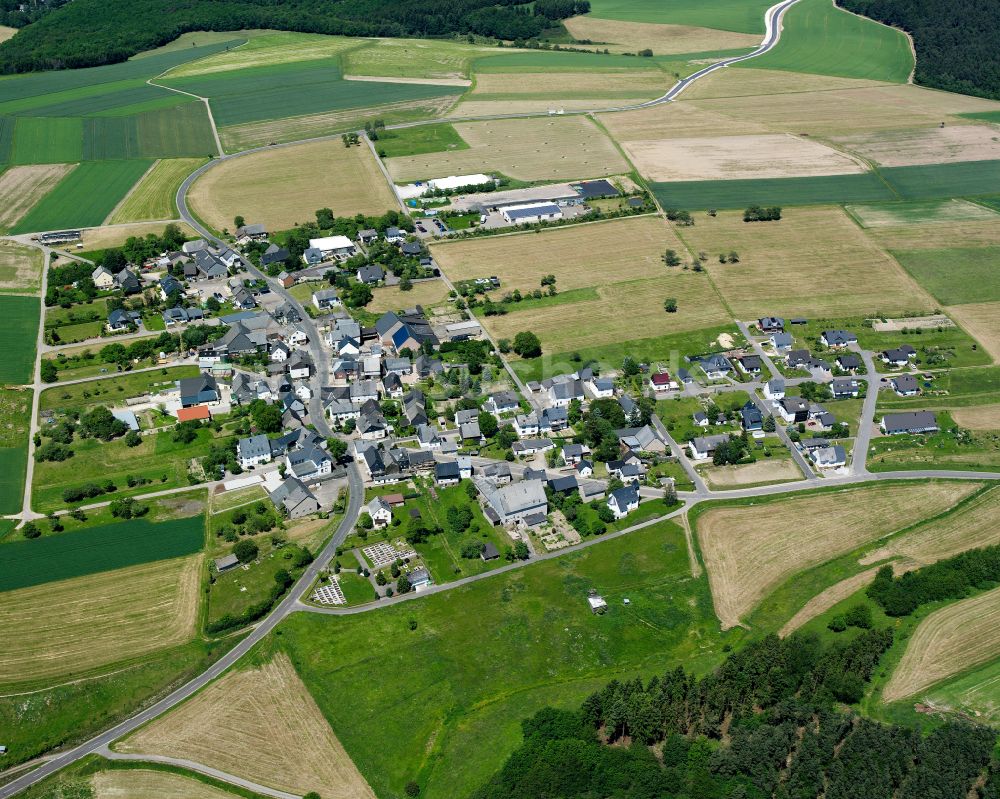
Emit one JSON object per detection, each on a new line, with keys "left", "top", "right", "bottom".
{"left": 22, "top": 522, "right": 41, "bottom": 539}
{"left": 461, "top": 539, "right": 485, "bottom": 559}
{"left": 234, "top": 539, "right": 259, "bottom": 563}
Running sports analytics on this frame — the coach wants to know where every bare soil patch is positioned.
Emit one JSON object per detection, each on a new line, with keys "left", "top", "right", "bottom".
{"left": 0, "top": 164, "right": 75, "bottom": 231}
{"left": 118, "top": 652, "right": 375, "bottom": 799}
{"left": 190, "top": 140, "right": 398, "bottom": 233}
{"left": 702, "top": 458, "right": 804, "bottom": 487}
{"left": 0, "top": 240, "right": 43, "bottom": 294}
{"left": 832, "top": 124, "right": 1000, "bottom": 167}
{"left": 0, "top": 555, "right": 201, "bottom": 684}
{"left": 696, "top": 481, "right": 980, "bottom": 629}
{"left": 884, "top": 584, "right": 1000, "bottom": 702}
{"left": 386, "top": 116, "right": 628, "bottom": 183}
{"left": 563, "top": 16, "right": 760, "bottom": 55}
{"left": 623, "top": 134, "right": 864, "bottom": 181}
{"left": 951, "top": 405, "right": 1000, "bottom": 430}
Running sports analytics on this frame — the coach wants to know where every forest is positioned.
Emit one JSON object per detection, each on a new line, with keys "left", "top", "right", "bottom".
{"left": 0, "top": 0, "right": 580, "bottom": 73}
{"left": 475, "top": 632, "right": 1000, "bottom": 799}
{"left": 837, "top": 0, "right": 1000, "bottom": 99}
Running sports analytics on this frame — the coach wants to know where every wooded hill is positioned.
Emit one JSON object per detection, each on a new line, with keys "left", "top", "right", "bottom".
{"left": 838, "top": 0, "right": 1000, "bottom": 100}
{"left": 0, "top": 0, "right": 588, "bottom": 73}
{"left": 475, "top": 632, "right": 1000, "bottom": 799}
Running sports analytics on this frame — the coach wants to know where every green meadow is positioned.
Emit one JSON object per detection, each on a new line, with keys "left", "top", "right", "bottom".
{"left": 375, "top": 123, "right": 469, "bottom": 158}
{"left": 11, "top": 159, "right": 154, "bottom": 233}
{"left": 892, "top": 247, "right": 1000, "bottom": 305}
{"left": 743, "top": 0, "right": 912, "bottom": 81}
{"left": 0, "top": 388, "right": 30, "bottom": 514}
{"left": 881, "top": 160, "right": 1000, "bottom": 200}
{"left": 585, "top": 0, "right": 771, "bottom": 34}
{"left": 279, "top": 519, "right": 741, "bottom": 799}
{"left": 0, "top": 294, "right": 39, "bottom": 384}
{"left": 0, "top": 515, "right": 204, "bottom": 592}
{"left": 10, "top": 116, "right": 83, "bottom": 163}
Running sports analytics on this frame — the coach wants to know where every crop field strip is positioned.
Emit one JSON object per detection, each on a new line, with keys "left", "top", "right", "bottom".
{"left": 0, "top": 164, "right": 76, "bottom": 232}
{"left": 0, "top": 388, "right": 30, "bottom": 515}
{"left": 109, "top": 158, "right": 206, "bottom": 223}
{"left": 11, "top": 159, "right": 156, "bottom": 234}
{"left": 561, "top": 16, "right": 760, "bottom": 55}
{"left": 674, "top": 207, "right": 937, "bottom": 318}
{"left": 0, "top": 294, "right": 39, "bottom": 384}
{"left": 0, "top": 554, "right": 202, "bottom": 684}
{"left": 845, "top": 199, "right": 1000, "bottom": 228}
{"left": 0, "top": 515, "right": 204, "bottom": 592}
{"left": 891, "top": 246, "right": 1000, "bottom": 305}
{"left": 950, "top": 404, "right": 1000, "bottom": 429}
{"left": 91, "top": 768, "right": 244, "bottom": 799}
{"left": 189, "top": 138, "right": 397, "bottom": 233}
{"left": 386, "top": 115, "right": 629, "bottom": 183}
{"left": 831, "top": 124, "right": 1000, "bottom": 168}
{"left": 584, "top": 0, "right": 771, "bottom": 34}
{"left": 695, "top": 481, "right": 982, "bottom": 629}
{"left": 118, "top": 653, "right": 376, "bottom": 799}
{"left": 883, "top": 584, "right": 1000, "bottom": 702}
{"left": 0, "top": 239, "right": 44, "bottom": 293}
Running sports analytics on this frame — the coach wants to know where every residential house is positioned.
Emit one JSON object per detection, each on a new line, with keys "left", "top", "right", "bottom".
{"left": 740, "top": 401, "right": 764, "bottom": 434}
{"left": 777, "top": 396, "right": 809, "bottom": 423}
{"left": 693, "top": 411, "right": 709, "bottom": 427}
{"left": 820, "top": 330, "right": 857, "bottom": 348}
{"left": 403, "top": 390, "right": 428, "bottom": 427}
{"left": 287, "top": 352, "right": 313, "bottom": 380}
{"left": 880, "top": 411, "right": 939, "bottom": 435}
{"left": 575, "top": 459, "right": 594, "bottom": 478}
{"left": 312, "top": 289, "right": 341, "bottom": 312}
{"left": 357, "top": 228, "right": 378, "bottom": 245}
{"left": 355, "top": 440, "right": 410, "bottom": 483}
{"left": 809, "top": 404, "right": 836, "bottom": 430}
{"left": 607, "top": 459, "right": 641, "bottom": 482}
{"left": 365, "top": 496, "right": 393, "bottom": 528}
{"left": 357, "top": 400, "right": 388, "bottom": 440}
{"left": 309, "top": 235, "right": 356, "bottom": 260}
{"left": 435, "top": 461, "right": 461, "bottom": 486}
{"left": 698, "top": 354, "right": 732, "bottom": 380}
{"left": 736, "top": 355, "right": 763, "bottom": 375}
{"left": 302, "top": 247, "right": 324, "bottom": 266}
{"left": 649, "top": 372, "right": 675, "bottom": 392}
{"left": 384, "top": 357, "right": 412, "bottom": 377}
{"left": 475, "top": 477, "right": 547, "bottom": 525}
{"left": 512, "top": 438, "right": 554, "bottom": 456}
{"left": 178, "top": 374, "right": 219, "bottom": 408}
{"left": 548, "top": 378, "right": 585, "bottom": 408}
{"left": 548, "top": 475, "right": 578, "bottom": 495}
{"left": 235, "top": 223, "right": 268, "bottom": 245}
{"left": 485, "top": 391, "right": 520, "bottom": 415}
{"left": 260, "top": 244, "right": 290, "bottom": 268}
{"left": 836, "top": 353, "right": 862, "bottom": 372}
{"left": 831, "top": 378, "right": 861, "bottom": 399}
{"left": 408, "top": 568, "right": 433, "bottom": 590}
{"left": 269, "top": 476, "right": 320, "bottom": 519}
{"left": 677, "top": 368, "right": 694, "bottom": 385}
{"left": 270, "top": 341, "right": 290, "bottom": 362}
{"left": 231, "top": 288, "right": 256, "bottom": 310}
{"left": 417, "top": 424, "right": 443, "bottom": 449}
{"left": 881, "top": 345, "right": 916, "bottom": 368}
{"left": 194, "top": 250, "right": 228, "bottom": 279}
{"left": 688, "top": 434, "right": 731, "bottom": 461}
{"left": 786, "top": 349, "right": 812, "bottom": 370}
{"left": 587, "top": 376, "right": 616, "bottom": 398}
{"left": 382, "top": 371, "right": 403, "bottom": 398}
{"left": 350, "top": 379, "right": 380, "bottom": 405}
{"left": 106, "top": 308, "right": 134, "bottom": 332}
{"left": 92, "top": 265, "right": 114, "bottom": 289}
{"left": 455, "top": 408, "right": 479, "bottom": 427}
{"left": 459, "top": 420, "right": 483, "bottom": 444}
{"left": 770, "top": 332, "right": 793, "bottom": 351}
{"left": 286, "top": 444, "right": 333, "bottom": 481}
{"left": 115, "top": 268, "right": 140, "bottom": 295}
{"left": 400, "top": 241, "right": 422, "bottom": 257}
{"left": 384, "top": 226, "right": 405, "bottom": 244}
{"left": 375, "top": 310, "right": 439, "bottom": 354}
{"left": 764, "top": 378, "right": 785, "bottom": 401}
{"left": 891, "top": 374, "right": 920, "bottom": 396}
{"left": 758, "top": 316, "right": 785, "bottom": 332}
{"left": 481, "top": 461, "right": 512, "bottom": 485}
{"left": 811, "top": 445, "right": 847, "bottom": 469}
{"left": 607, "top": 485, "right": 640, "bottom": 519}
{"left": 357, "top": 265, "right": 385, "bottom": 285}
{"left": 617, "top": 425, "right": 665, "bottom": 453}
{"left": 514, "top": 413, "right": 539, "bottom": 437}
{"left": 562, "top": 443, "right": 589, "bottom": 465}
{"left": 457, "top": 456, "right": 473, "bottom": 479}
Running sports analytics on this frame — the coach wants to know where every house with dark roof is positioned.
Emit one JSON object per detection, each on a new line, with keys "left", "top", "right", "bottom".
{"left": 115, "top": 268, "right": 141, "bottom": 295}
{"left": 607, "top": 485, "right": 640, "bottom": 519}
{"left": 106, "top": 307, "right": 134, "bottom": 332}
{"left": 880, "top": 411, "right": 938, "bottom": 435}
{"left": 357, "top": 265, "right": 385, "bottom": 285}
{"left": 770, "top": 331, "right": 794, "bottom": 351}
{"left": 740, "top": 401, "right": 764, "bottom": 433}
{"left": 260, "top": 244, "right": 290, "bottom": 267}
{"left": 688, "top": 434, "right": 730, "bottom": 461}
{"left": 820, "top": 330, "right": 857, "bottom": 348}
{"left": 235, "top": 223, "right": 268, "bottom": 244}
{"left": 698, "top": 354, "right": 732, "bottom": 379}
{"left": 758, "top": 316, "right": 784, "bottom": 332}
{"left": 891, "top": 374, "right": 920, "bottom": 396}
{"left": 485, "top": 391, "right": 520, "bottom": 415}
{"left": 375, "top": 310, "right": 439, "bottom": 354}
{"left": 831, "top": 378, "right": 861, "bottom": 399}
{"left": 777, "top": 396, "right": 809, "bottom": 423}
{"left": 435, "top": 461, "right": 461, "bottom": 486}
{"left": 178, "top": 374, "right": 219, "bottom": 408}
{"left": 269, "top": 476, "right": 320, "bottom": 518}
{"left": 881, "top": 345, "right": 916, "bottom": 368}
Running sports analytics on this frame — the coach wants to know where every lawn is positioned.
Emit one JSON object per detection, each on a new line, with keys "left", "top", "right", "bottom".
{"left": 337, "top": 571, "right": 377, "bottom": 605}
{"left": 44, "top": 296, "right": 108, "bottom": 328}
{"left": 0, "top": 294, "right": 39, "bottom": 384}
{"left": 368, "top": 280, "right": 451, "bottom": 313}
{"left": 277, "top": 518, "right": 741, "bottom": 799}
{"left": 107, "top": 157, "right": 201, "bottom": 222}
{"left": 163, "top": 59, "right": 459, "bottom": 127}
{"left": 11, "top": 159, "right": 154, "bottom": 234}
{"left": 741, "top": 0, "right": 912, "bottom": 82}
{"left": 892, "top": 247, "right": 1000, "bottom": 305}
{"left": 0, "top": 388, "right": 30, "bottom": 514}
{"left": 878, "top": 365, "right": 1000, "bottom": 409}
{"left": 374, "top": 123, "right": 469, "bottom": 159}
{"left": 48, "top": 319, "right": 103, "bottom": 344}
{"left": 585, "top": 0, "right": 772, "bottom": 34}
{"left": 920, "top": 654, "right": 1000, "bottom": 727}
{"left": 0, "top": 514, "right": 204, "bottom": 592}
{"left": 650, "top": 172, "right": 896, "bottom": 210}
{"left": 39, "top": 365, "right": 198, "bottom": 413}
{"left": 32, "top": 425, "right": 231, "bottom": 511}
{"left": 868, "top": 413, "right": 1000, "bottom": 472}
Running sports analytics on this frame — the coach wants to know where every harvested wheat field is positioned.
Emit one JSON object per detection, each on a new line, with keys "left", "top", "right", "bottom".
{"left": 432, "top": 216, "right": 684, "bottom": 292}
{"left": 0, "top": 240, "right": 43, "bottom": 294}
{"left": 0, "top": 164, "right": 75, "bottom": 232}
{"left": 563, "top": 16, "right": 760, "bottom": 54}
{"left": 0, "top": 555, "right": 201, "bottom": 684}
{"left": 847, "top": 199, "right": 1000, "bottom": 228}
{"left": 951, "top": 405, "right": 1000, "bottom": 430}
{"left": 779, "top": 567, "right": 882, "bottom": 637}
{"left": 702, "top": 458, "right": 804, "bottom": 488}
{"left": 945, "top": 302, "right": 1000, "bottom": 363}
{"left": 686, "top": 83, "right": 1000, "bottom": 137}
{"left": 467, "top": 71, "right": 666, "bottom": 100}
{"left": 623, "top": 134, "right": 864, "bottom": 181}
{"left": 386, "top": 116, "right": 628, "bottom": 183}
{"left": 92, "top": 769, "right": 237, "bottom": 799}
{"left": 368, "top": 279, "right": 450, "bottom": 312}
{"left": 190, "top": 140, "right": 397, "bottom": 232}
{"left": 679, "top": 67, "right": 887, "bottom": 101}
{"left": 485, "top": 273, "right": 730, "bottom": 352}
{"left": 81, "top": 221, "right": 198, "bottom": 251}
{"left": 119, "top": 653, "right": 375, "bottom": 799}
{"left": 832, "top": 124, "right": 1000, "bottom": 167}
{"left": 600, "top": 100, "right": 770, "bottom": 142}
{"left": 870, "top": 218, "right": 1000, "bottom": 252}
{"left": 678, "top": 206, "right": 936, "bottom": 317}
{"left": 884, "top": 584, "right": 1000, "bottom": 702}
{"left": 861, "top": 486, "right": 1000, "bottom": 569}
{"left": 696, "top": 481, "right": 981, "bottom": 629}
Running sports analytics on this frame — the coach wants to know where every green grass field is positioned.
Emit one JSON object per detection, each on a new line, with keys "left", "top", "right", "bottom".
{"left": 39, "top": 365, "right": 198, "bottom": 413}
{"left": 881, "top": 160, "right": 1000, "bottom": 200}
{"left": 279, "top": 518, "right": 740, "bottom": 799}
{"left": 10, "top": 116, "right": 83, "bottom": 163}
{"left": 0, "top": 294, "right": 39, "bottom": 385}
{"left": 11, "top": 159, "right": 153, "bottom": 233}
{"left": 651, "top": 172, "right": 896, "bottom": 210}
{"left": 892, "top": 247, "right": 1000, "bottom": 305}
{"left": 584, "top": 0, "right": 771, "bottom": 34}
{"left": 918, "top": 655, "right": 1000, "bottom": 727}
{"left": 0, "top": 515, "right": 203, "bottom": 592}
{"left": 375, "top": 123, "right": 469, "bottom": 159}
{"left": 44, "top": 297, "right": 108, "bottom": 329}
{"left": 110, "top": 158, "right": 204, "bottom": 222}
{"left": 0, "top": 388, "right": 30, "bottom": 514}
{"left": 743, "top": 0, "right": 912, "bottom": 81}
{"left": 163, "top": 59, "right": 461, "bottom": 127}
{"left": 79, "top": 105, "right": 216, "bottom": 160}
{"left": 473, "top": 50, "right": 673, "bottom": 72}
{"left": 337, "top": 571, "right": 377, "bottom": 605}
{"left": 869, "top": 413, "right": 1000, "bottom": 472}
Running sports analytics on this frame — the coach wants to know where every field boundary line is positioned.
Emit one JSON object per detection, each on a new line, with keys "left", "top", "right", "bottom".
{"left": 102, "top": 159, "right": 159, "bottom": 225}
{"left": 147, "top": 79, "right": 224, "bottom": 157}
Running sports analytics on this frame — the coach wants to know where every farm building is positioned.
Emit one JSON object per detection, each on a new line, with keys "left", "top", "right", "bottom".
{"left": 501, "top": 202, "right": 563, "bottom": 225}
{"left": 475, "top": 477, "right": 547, "bottom": 525}
{"left": 214, "top": 554, "right": 240, "bottom": 573}
{"left": 308, "top": 235, "right": 356, "bottom": 260}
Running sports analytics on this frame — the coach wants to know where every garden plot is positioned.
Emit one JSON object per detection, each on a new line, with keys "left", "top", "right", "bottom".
{"left": 622, "top": 133, "right": 865, "bottom": 181}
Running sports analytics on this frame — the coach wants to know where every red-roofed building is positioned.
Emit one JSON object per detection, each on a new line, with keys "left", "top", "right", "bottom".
{"left": 649, "top": 372, "right": 676, "bottom": 392}
{"left": 177, "top": 405, "right": 211, "bottom": 422}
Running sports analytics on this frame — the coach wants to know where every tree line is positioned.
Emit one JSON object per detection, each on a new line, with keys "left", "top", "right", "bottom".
{"left": 837, "top": 0, "right": 1000, "bottom": 99}
{"left": 474, "top": 631, "right": 1000, "bottom": 799}
{"left": 0, "top": 0, "right": 572, "bottom": 73}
